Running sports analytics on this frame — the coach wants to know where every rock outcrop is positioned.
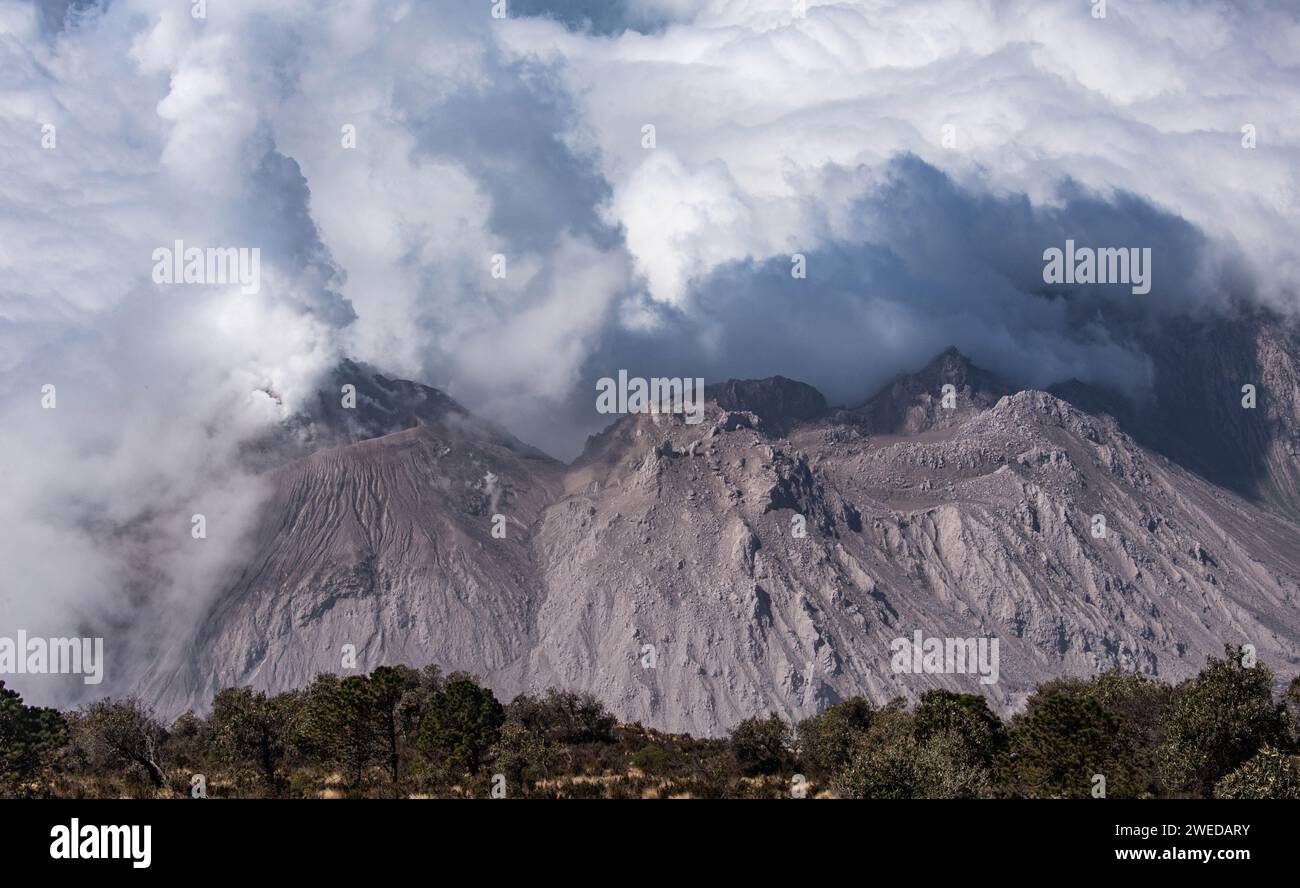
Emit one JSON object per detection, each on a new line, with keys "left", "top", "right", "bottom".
{"left": 146, "top": 320, "right": 1300, "bottom": 736}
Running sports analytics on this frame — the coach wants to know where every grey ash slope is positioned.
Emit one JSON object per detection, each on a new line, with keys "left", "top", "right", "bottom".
{"left": 148, "top": 364, "right": 565, "bottom": 715}
{"left": 150, "top": 329, "right": 1300, "bottom": 736}
{"left": 533, "top": 353, "right": 1300, "bottom": 733}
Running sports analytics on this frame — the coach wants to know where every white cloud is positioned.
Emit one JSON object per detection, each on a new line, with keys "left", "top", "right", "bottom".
{"left": 502, "top": 0, "right": 1300, "bottom": 308}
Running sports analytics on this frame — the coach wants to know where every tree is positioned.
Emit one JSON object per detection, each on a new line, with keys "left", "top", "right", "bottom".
{"left": 163, "top": 711, "right": 212, "bottom": 773}
{"left": 294, "top": 674, "right": 382, "bottom": 787}
{"left": 796, "top": 697, "right": 873, "bottom": 778}
{"left": 75, "top": 698, "right": 168, "bottom": 789}
{"left": 210, "top": 688, "right": 298, "bottom": 793}
{"left": 1283, "top": 676, "right": 1300, "bottom": 750}
{"left": 417, "top": 678, "right": 504, "bottom": 776}
{"left": 293, "top": 667, "right": 443, "bottom": 790}
{"left": 368, "top": 666, "right": 430, "bottom": 786}
{"left": 1159, "top": 646, "right": 1287, "bottom": 796}
{"left": 336, "top": 676, "right": 381, "bottom": 784}
{"left": 1005, "top": 684, "right": 1118, "bottom": 798}
{"left": 1084, "top": 670, "right": 1171, "bottom": 795}
{"left": 729, "top": 713, "right": 793, "bottom": 775}
{"left": 1002, "top": 671, "right": 1170, "bottom": 798}
{"left": 914, "top": 690, "right": 1006, "bottom": 769}
{"left": 833, "top": 708, "right": 918, "bottom": 799}
{"left": 394, "top": 664, "right": 443, "bottom": 735}
{"left": 492, "top": 721, "right": 557, "bottom": 796}
{"left": 505, "top": 689, "right": 616, "bottom": 745}
{"left": 492, "top": 689, "right": 615, "bottom": 795}
{"left": 1214, "top": 747, "right": 1300, "bottom": 799}
{"left": 834, "top": 706, "right": 989, "bottom": 799}
{"left": 629, "top": 744, "right": 669, "bottom": 776}
{"left": 0, "top": 681, "right": 67, "bottom": 796}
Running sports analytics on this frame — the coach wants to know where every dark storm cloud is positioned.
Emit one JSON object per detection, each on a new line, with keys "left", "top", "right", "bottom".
{"left": 575, "top": 154, "right": 1238, "bottom": 435}
{"left": 31, "top": 0, "right": 102, "bottom": 35}
{"left": 405, "top": 59, "right": 622, "bottom": 254}
{"left": 510, "top": 0, "right": 675, "bottom": 36}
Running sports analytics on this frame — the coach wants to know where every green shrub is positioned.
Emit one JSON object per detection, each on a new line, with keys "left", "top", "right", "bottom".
{"left": 1214, "top": 747, "right": 1300, "bottom": 799}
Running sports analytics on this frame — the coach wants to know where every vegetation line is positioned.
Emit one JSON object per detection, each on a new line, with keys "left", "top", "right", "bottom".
{"left": 3, "top": 647, "right": 1298, "bottom": 799}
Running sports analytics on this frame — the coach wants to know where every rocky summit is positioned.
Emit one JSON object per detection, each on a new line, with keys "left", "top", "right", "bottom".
{"left": 146, "top": 318, "right": 1300, "bottom": 737}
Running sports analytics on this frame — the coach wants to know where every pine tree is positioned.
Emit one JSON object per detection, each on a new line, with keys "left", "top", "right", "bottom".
{"left": 417, "top": 677, "right": 504, "bottom": 776}
{"left": 0, "top": 681, "right": 67, "bottom": 796}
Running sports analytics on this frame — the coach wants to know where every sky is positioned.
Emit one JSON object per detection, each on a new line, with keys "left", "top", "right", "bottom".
{"left": 1, "top": 0, "right": 1297, "bottom": 706}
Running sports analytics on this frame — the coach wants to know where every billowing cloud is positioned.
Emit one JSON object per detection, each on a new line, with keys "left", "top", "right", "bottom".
{"left": 507, "top": 0, "right": 1297, "bottom": 307}
{"left": 495, "top": 0, "right": 1297, "bottom": 434}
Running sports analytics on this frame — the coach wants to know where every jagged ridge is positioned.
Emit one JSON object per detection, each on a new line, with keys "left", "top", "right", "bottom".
{"left": 148, "top": 321, "right": 1300, "bottom": 736}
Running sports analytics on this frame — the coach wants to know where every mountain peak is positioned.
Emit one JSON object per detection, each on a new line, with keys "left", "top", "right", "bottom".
{"left": 246, "top": 359, "right": 552, "bottom": 472}
{"left": 705, "top": 376, "right": 828, "bottom": 433}
{"left": 854, "top": 347, "right": 1014, "bottom": 434}
{"left": 304, "top": 359, "right": 468, "bottom": 446}
{"left": 922, "top": 346, "right": 993, "bottom": 383}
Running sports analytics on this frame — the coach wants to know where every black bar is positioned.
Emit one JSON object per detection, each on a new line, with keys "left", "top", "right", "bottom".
{"left": 0, "top": 800, "right": 1283, "bottom": 875}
